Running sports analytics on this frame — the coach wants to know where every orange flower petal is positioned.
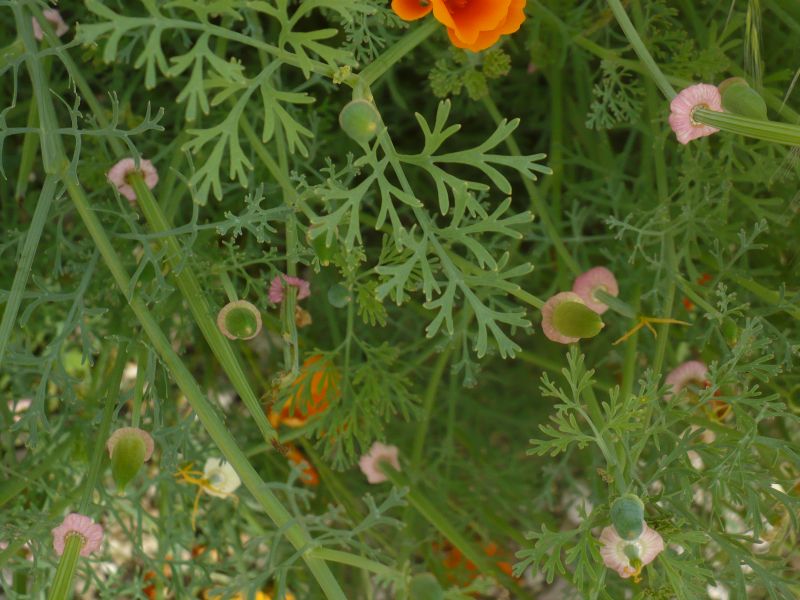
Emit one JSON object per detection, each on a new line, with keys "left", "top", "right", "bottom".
{"left": 445, "top": 0, "right": 526, "bottom": 52}
{"left": 392, "top": 0, "right": 433, "bottom": 20}
{"left": 433, "top": 0, "right": 512, "bottom": 45}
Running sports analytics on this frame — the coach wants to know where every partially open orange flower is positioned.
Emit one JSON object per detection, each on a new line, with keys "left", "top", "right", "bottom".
{"left": 269, "top": 355, "right": 339, "bottom": 428}
{"left": 392, "top": 0, "right": 526, "bottom": 52}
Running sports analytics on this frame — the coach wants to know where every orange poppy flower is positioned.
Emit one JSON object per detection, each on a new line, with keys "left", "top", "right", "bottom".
{"left": 269, "top": 355, "right": 339, "bottom": 428}
{"left": 392, "top": 0, "right": 526, "bottom": 52}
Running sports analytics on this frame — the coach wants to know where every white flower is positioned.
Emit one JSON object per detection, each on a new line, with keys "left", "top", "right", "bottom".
{"left": 202, "top": 458, "right": 241, "bottom": 498}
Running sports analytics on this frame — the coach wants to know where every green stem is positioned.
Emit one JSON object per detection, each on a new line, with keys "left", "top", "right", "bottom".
{"left": 619, "top": 287, "right": 641, "bottom": 403}
{"left": 307, "top": 548, "right": 402, "bottom": 581}
{"left": 357, "top": 19, "right": 439, "bottom": 88}
{"left": 48, "top": 535, "right": 83, "bottom": 600}
{"left": 0, "top": 175, "right": 56, "bottom": 369}
{"left": 605, "top": 0, "right": 677, "bottom": 100}
{"left": 132, "top": 179, "right": 277, "bottom": 445}
{"left": 65, "top": 176, "right": 345, "bottom": 600}
{"left": 693, "top": 108, "right": 800, "bottom": 146}
{"left": 274, "top": 126, "right": 301, "bottom": 374}
{"left": 411, "top": 346, "right": 453, "bottom": 471}
{"left": 14, "top": 100, "right": 39, "bottom": 200}
{"left": 218, "top": 271, "right": 239, "bottom": 304}
{"left": 132, "top": 345, "right": 147, "bottom": 429}
{"left": 16, "top": 6, "right": 64, "bottom": 174}
{"left": 13, "top": 6, "right": 342, "bottom": 585}
{"left": 727, "top": 274, "right": 800, "bottom": 320}
{"left": 594, "top": 290, "right": 637, "bottom": 319}
{"left": 580, "top": 383, "right": 626, "bottom": 495}
{"left": 78, "top": 344, "right": 128, "bottom": 512}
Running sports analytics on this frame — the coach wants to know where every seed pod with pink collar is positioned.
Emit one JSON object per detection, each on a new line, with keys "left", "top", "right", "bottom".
{"left": 106, "top": 427, "right": 155, "bottom": 492}
{"left": 540, "top": 292, "right": 604, "bottom": 344}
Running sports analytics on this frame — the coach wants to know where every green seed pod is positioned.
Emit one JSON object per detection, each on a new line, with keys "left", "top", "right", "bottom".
{"left": 339, "top": 99, "right": 381, "bottom": 144}
{"left": 216, "top": 300, "right": 262, "bottom": 341}
{"left": 107, "top": 428, "right": 154, "bottom": 493}
{"left": 408, "top": 573, "right": 444, "bottom": 600}
{"left": 327, "top": 283, "right": 351, "bottom": 308}
{"left": 552, "top": 299, "right": 604, "bottom": 339}
{"left": 610, "top": 494, "right": 645, "bottom": 541}
{"left": 721, "top": 317, "right": 739, "bottom": 348}
{"left": 719, "top": 77, "right": 768, "bottom": 120}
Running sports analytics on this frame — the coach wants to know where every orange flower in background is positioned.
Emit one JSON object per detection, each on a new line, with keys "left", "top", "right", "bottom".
{"left": 269, "top": 355, "right": 339, "bottom": 428}
{"left": 434, "top": 540, "right": 518, "bottom": 583}
{"left": 286, "top": 445, "right": 320, "bottom": 486}
{"left": 392, "top": 0, "right": 527, "bottom": 52}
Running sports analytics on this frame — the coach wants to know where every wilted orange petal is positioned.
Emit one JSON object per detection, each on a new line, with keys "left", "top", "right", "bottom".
{"left": 392, "top": 0, "right": 433, "bottom": 20}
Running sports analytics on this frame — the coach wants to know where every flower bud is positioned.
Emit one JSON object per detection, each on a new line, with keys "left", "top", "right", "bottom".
{"left": 408, "top": 573, "right": 444, "bottom": 600}
{"left": 216, "top": 300, "right": 262, "bottom": 340}
{"left": 610, "top": 494, "right": 645, "bottom": 541}
{"left": 719, "top": 77, "right": 768, "bottom": 120}
{"left": 107, "top": 428, "right": 154, "bottom": 493}
{"left": 339, "top": 99, "right": 381, "bottom": 144}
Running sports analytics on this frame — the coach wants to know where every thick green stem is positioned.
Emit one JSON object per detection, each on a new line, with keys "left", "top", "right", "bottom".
{"left": 65, "top": 177, "right": 346, "bottom": 600}
{"left": 693, "top": 108, "right": 800, "bottom": 146}
{"left": 48, "top": 535, "right": 83, "bottom": 600}
{"left": 132, "top": 180, "right": 277, "bottom": 444}
{"left": 16, "top": 7, "right": 64, "bottom": 173}
{"left": 606, "top": 0, "right": 677, "bottom": 100}
{"left": 357, "top": 19, "right": 439, "bottom": 88}
{"left": 14, "top": 3, "right": 344, "bottom": 593}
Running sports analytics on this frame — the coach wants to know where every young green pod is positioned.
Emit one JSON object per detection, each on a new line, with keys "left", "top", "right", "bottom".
{"left": 721, "top": 317, "right": 739, "bottom": 348}
{"left": 542, "top": 292, "right": 605, "bottom": 344}
{"left": 339, "top": 99, "right": 381, "bottom": 144}
{"left": 610, "top": 494, "right": 645, "bottom": 541}
{"left": 216, "top": 300, "right": 262, "bottom": 341}
{"left": 107, "top": 428, "right": 154, "bottom": 493}
{"left": 408, "top": 573, "right": 444, "bottom": 600}
{"left": 327, "top": 283, "right": 351, "bottom": 308}
{"left": 718, "top": 77, "right": 768, "bottom": 121}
